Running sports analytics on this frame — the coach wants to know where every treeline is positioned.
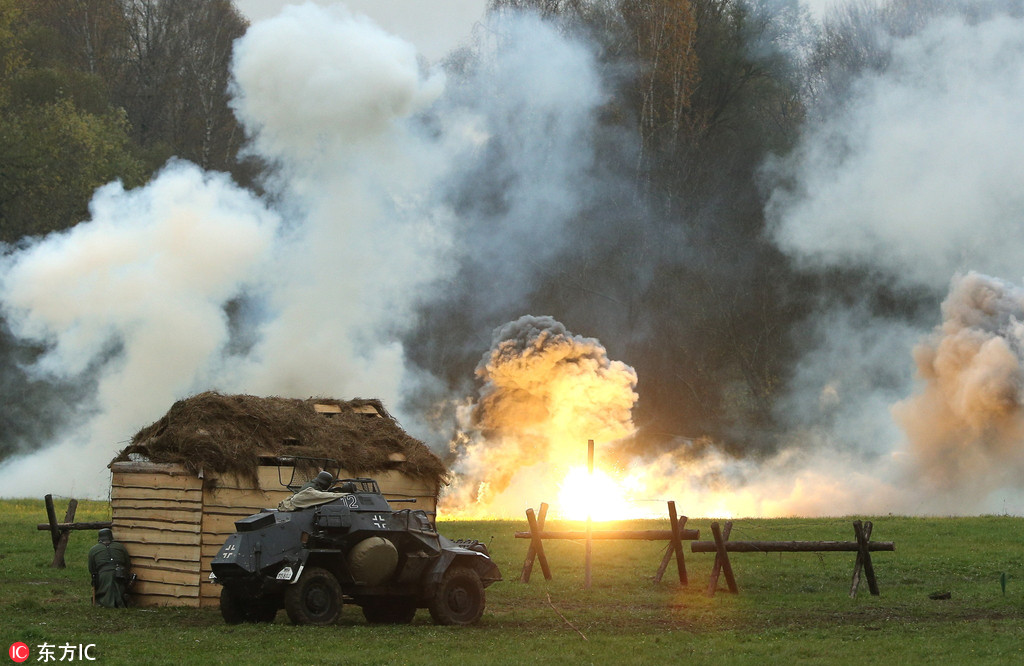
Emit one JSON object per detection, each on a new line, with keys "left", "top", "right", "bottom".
{"left": 0, "top": 0, "right": 255, "bottom": 243}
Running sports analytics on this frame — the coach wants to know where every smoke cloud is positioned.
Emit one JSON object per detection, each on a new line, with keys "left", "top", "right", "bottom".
{"left": 0, "top": 163, "right": 279, "bottom": 496}
{"left": 767, "top": 11, "right": 1024, "bottom": 288}
{"left": 894, "top": 273, "right": 1024, "bottom": 499}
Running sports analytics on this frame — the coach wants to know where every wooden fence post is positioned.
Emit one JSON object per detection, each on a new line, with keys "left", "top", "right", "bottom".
{"left": 520, "top": 503, "right": 549, "bottom": 583}
{"left": 44, "top": 494, "right": 60, "bottom": 549}
{"left": 708, "top": 521, "right": 738, "bottom": 595}
{"left": 523, "top": 506, "right": 553, "bottom": 582}
{"left": 654, "top": 501, "right": 688, "bottom": 585}
{"left": 851, "top": 520, "right": 879, "bottom": 596}
{"left": 51, "top": 499, "right": 79, "bottom": 568}
{"left": 585, "top": 440, "right": 594, "bottom": 590}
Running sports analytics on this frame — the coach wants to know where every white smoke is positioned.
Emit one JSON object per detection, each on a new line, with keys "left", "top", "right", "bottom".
{"left": 223, "top": 3, "right": 453, "bottom": 403}
{"left": 0, "top": 163, "right": 279, "bottom": 496}
{"left": 435, "top": 11, "right": 606, "bottom": 322}
{"left": 768, "top": 12, "right": 1024, "bottom": 287}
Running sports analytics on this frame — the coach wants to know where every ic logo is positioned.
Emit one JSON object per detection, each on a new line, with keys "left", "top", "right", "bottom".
{"left": 9, "top": 642, "right": 29, "bottom": 663}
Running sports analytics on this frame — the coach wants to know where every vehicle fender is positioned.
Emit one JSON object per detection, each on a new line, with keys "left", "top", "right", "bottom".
{"left": 426, "top": 541, "right": 502, "bottom": 590}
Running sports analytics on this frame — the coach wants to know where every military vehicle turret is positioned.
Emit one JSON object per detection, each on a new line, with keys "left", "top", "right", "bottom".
{"left": 210, "top": 477, "right": 500, "bottom": 626}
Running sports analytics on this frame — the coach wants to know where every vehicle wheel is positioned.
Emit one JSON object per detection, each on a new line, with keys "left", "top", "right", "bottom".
{"left": 219, "top": 587, "right": 247, "bottom": 625}
{"left": 428, "top": 566, "right": 485, "bottom": 626}
{"left": 284, "top": 567, "right": 343, "bottom": 625}
{"left": 362, "top": 600, "right": 417, "bottom": 624}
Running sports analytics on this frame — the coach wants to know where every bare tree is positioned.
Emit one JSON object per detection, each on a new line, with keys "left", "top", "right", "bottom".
{"left": 115, "top": 0, "right": 251, "bottom": 179}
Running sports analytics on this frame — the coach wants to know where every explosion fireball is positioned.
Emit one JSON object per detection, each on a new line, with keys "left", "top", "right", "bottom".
{"left": 442, "top": 315, "right": 638, "bottom": 519}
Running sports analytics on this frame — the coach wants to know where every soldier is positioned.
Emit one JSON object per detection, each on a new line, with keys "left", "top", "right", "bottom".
{"left": 298, "top": 470, "right": 334, "bottom": 492}
{"left": 280, "top": 471, "right": 336, "bottom": 511}
{"left": 88, "top": 528, "right": 131, "bottom": 608}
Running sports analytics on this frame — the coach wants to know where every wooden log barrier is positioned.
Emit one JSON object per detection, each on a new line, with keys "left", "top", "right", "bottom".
{"left": 36, "top": 521, "right": 115, "bottom": 532}
{"left": 515, "top": 529, "right": 701, "bottom": 541}
{"left": 517, "top": 501, "right": 700, "bottom": 584}
{"left": 40, "top": 495, "right": 112, "bottom": 569}
{"left": 691, "top": 520, "right": 894, "bottom": 596}
{"left": 691, "top": 540, "right": 896, "bottom": 553}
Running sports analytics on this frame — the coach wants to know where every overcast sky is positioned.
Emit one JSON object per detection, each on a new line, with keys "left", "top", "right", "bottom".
{"left": 234, "top": 0, "right": 491, "bottom": 61}
{"left": 234, "top": 0, "right": 850, "bottom": 62}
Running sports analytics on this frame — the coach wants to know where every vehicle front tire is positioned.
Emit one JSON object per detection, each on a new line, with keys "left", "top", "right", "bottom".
{"left": 284, "top": 567, "right": 343, "bottom": 625}
{"left": 219, "top": 587, "right": 247, "bottom": 625}
{"left": 428, "top": 566, "right": 485, "bottom": 626}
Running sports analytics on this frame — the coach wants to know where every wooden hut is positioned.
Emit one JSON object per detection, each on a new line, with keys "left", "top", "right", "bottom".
{"left": 108, "top": 392, "right": 448, "bottom": 608}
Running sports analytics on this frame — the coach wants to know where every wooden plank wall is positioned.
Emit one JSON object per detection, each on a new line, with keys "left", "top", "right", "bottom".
{"left": 368, "top": 469, "right": 439, "bottom": 517}
{"left": 110, "top": 463, "right": 203, "bottom": 607}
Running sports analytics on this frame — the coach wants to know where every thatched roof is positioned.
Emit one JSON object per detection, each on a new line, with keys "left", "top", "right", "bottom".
{"left": 112, "top": 392, "right": 448, "bottom": 486}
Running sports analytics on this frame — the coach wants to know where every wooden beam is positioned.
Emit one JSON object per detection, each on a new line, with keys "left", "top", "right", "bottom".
{"left": 515, "top": 529, "right": 700, "bottom": 541}
{"left": 520, "top": 502, "right": 548, "bottom": 583}
{"left": 691, "top": 540, "right": 894, "bottom": 553}
{"left": 670, "top": 503, "right": 687, "bottom": 585}
{"left": 44, "top": 494, "right": 60, "bottom": 550}
{"left": 585, "top": 439, "right": 594, "bottom": 590}
{"left": 654, "top": 502, "right": 688, "bottom": 584}
{"left": 850, "top": 520, "right": 873, "bottom": 597}
{"left": 36, "top": 521, "right": 114, "bottom": 531}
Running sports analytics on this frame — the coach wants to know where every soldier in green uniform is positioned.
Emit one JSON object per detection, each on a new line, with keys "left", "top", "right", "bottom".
{"left": 88, "top": 528, "right": 131, "bottom": 608}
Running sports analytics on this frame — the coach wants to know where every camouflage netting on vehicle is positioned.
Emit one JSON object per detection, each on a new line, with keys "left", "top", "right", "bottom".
{"left": 111, "top": 392, "right": 448, "bottom": 488}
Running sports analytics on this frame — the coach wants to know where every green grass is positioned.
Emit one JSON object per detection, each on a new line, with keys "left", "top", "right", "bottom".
{"left": 3, "top": 500, "right": 1024, "bottom": 664}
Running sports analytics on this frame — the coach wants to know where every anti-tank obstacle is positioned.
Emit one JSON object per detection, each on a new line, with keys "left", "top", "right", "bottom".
{"left": 516, "top": 506, "right": 895, "bottom": 597}
{"left": 692, "top": 519, "right": 895, "bottom": 597}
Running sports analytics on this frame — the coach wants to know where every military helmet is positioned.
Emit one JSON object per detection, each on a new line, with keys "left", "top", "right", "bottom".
{"left": 314, "top": 470, "right": 334, "bottom": 491}
{"left": 98, "top": 528, "right": 113, "bottom": 543}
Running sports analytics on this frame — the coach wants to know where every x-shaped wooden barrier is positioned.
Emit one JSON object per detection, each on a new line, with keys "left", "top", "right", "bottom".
{"left": 519, "top": 501, "right": 698, "bottom": 584}
{"left": 694, "top": 519, "right": 894, "bottom": 596}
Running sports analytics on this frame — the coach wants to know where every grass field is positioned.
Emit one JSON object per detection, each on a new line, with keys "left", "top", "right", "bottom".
{"left": 2, "top": 498, "right": 1023, "bottom": 664}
